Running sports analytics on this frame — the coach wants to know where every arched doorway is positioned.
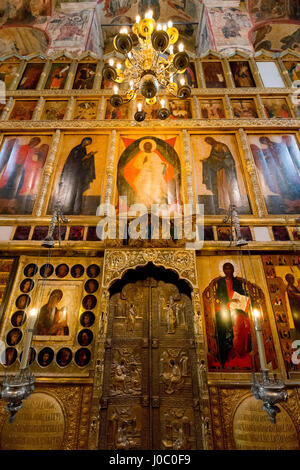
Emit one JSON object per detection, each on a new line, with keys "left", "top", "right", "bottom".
{"left": 98, "top": 263, "right": 203, "bottom": 450}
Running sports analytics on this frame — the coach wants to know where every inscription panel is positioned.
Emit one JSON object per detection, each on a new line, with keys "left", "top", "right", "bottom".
{"left": 0, "top": 392, "right": 65, "bottom": 450}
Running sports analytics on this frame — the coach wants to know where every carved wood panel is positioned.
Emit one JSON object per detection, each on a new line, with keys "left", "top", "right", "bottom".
{"left": 99, "top": 278, "right": 202, "bottom": 450}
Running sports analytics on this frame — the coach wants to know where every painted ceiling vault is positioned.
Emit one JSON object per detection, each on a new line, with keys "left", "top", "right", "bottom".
{"left": 0, "top": 0, "right": 298, "bottom": 56}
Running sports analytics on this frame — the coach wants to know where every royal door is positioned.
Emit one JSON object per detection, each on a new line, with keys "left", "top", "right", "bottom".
{"left": 99, "top": 272, "right": 203, "bottom": 450}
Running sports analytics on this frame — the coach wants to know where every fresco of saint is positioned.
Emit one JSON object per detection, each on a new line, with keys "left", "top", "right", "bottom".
{"left": 117, "top": 136, "right": 182, "bottom": 211}
{"left": 192, "top": 135, "right": 251, "bottom": 215}
{"left": 48, "top": 134, "right": 108, "bottom": 216}
{"left": 262, "top": 254, "right": 300, "bottom": 372}
{"left": 249, "top": 134, "right": 300, "bottom": 214}
{"left": 0, "top": 136, "right": 49, "bottom": 214}
{"left": 202, "top": 257, "right": 277, "bottom": 372}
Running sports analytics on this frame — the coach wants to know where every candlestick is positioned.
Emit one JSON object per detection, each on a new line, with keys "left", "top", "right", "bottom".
{"left": 253, "top": 308, "right": 267, "bottom": 370}
{"left": 20, "top": 308, "right": 37, "bottom": 370}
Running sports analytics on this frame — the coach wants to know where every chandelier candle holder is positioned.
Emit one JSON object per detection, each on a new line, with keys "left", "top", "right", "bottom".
{"left": 251, "top": 309, "right": 288, "bottom": 424}
{"left": 42, "top": 192, "right": 69, "bottom": 248}
{"left": 102, "top": 11, "right": 191, "bottom": 121}
{"left": 1, "top": 308, "right": 37, "bottom": 422}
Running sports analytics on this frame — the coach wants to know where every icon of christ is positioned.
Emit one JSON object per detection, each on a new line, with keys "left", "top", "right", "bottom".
{"left": 117, "top": 137, "right": 182, "bottom": 210}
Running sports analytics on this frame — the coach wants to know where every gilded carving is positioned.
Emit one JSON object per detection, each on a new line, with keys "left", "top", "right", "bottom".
{"left": 161, "top": 408, "right": 195, "bottom": 450}
{"left": 160, "top": 349, "right": 190, "bottom": 394}
{"left": 103, "top": 249, "right": 197, "bottom": 288}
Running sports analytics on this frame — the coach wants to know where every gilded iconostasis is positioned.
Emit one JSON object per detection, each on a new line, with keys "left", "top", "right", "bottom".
{"left": 0, "top": 44, "right": 299, "bottom": 450}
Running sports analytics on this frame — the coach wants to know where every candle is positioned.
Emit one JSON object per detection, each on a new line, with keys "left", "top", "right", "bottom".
{"left": 116, "top": 63, "right": 122, "bottom": 70}
{"left": 157, "top": 23, "right": 162, "bottom": 31}
{"left": 20, "top": 308, "right": 37, "bottom": 370}
{"left": 120, "top": 27, "right": 128, "bottom": 34}
{"left": 167, "top": 20, "right": 173, "bottom": 29}
{"left": 148, "top": 10, "right": 153, "bottom": 19}
{"left": 136, "top": 15, "right": 140, "bottom": 23}
{"left": 108, "top": 58, "right": 114, "bottom": 67}
{"left": 162, "top": 24, "right": 167, "bottom": 31}
{"left": 129, "top": 80, "right": 134, "bottom": 89}
{"left": 169, "top": 45, "right": 174, "bottom": 55}
{"left": 253, "top": 309, "right": 267, "bottom": 370}
{"left": 113, "top": 85, "right": 119, "bottom": 95}
{"left": 180, "top": 77, "right": 185, "bottom": 86}
{"left": 160, "top": 99, "right": 165, "bottom": 108}
{"left": 178, "top": 43, "right": 184, "bottom": 52}
{"left": 137, "top": 102, "right": 142, "bottom": 112}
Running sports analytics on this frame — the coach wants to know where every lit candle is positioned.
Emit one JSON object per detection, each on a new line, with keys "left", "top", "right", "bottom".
{"left": 157, "top": 23, "right": 162, "bottom": 31}
{"left": 180, "top": 77, "right": 185, "bottom": 86}
{"left": 116, "top": 63, "right": 122, "bottom": 70}
{"left": 137, "top": 102, "right": 142, "bottom": 112}
{"left": 20, "top": 308, "right": 37, "bottom": 370}
{"left": 160, "top": 99, "right": 165, "bottom": 108}
{"left": 148, "top": 10, "right": 153, "bottom": 19}
{"left": 178, "top": 43, "right": 184, "bottom": 52}
{"left": 169, "top": 45, "right": 174, "bottom": 55}
{"left": 113, "top": 85, "right": 119, "bottom": 95}
{"left": 253, "top": 309, "right": 268, "bottom": 370}
{"left": 129, "top": 80, "right": 134, "bottom": 89}
{"left": 136, "top": 15, "right": 140, "bottom": 23}
{"left": 170, "top": 73, "right": 173, "bottom": 82}
{"left": 162, "top": 24, "right": 167, "bottom": 31}
{"left": 128, "top": 52, "right": 132, "bottom": 59}
{"left": 120, "top": 27, "right": 128, "bottom": 34}
{"left": 167, "top": 20, "right": 173, "bottom": 29}
{"left": 108, "top": 58, "right": 114, "bottom": 67}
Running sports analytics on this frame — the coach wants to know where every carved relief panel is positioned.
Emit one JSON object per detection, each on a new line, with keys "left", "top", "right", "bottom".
{"left": 99, "top": 278, "right": 202, "bottom": 450}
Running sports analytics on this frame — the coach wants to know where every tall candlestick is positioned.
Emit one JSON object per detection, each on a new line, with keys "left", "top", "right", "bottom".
{"left": 20, "top": 308, "right": 37, "bottom": 370}
{"left": 253, "top": 308, "right": 267, "bottom": 370}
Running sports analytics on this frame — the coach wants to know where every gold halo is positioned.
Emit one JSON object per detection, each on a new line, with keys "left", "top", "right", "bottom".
{"left": 139, "top": 18, "right": 155, "bottom": 37}
{"left": 146, "top": 97, "right": 157, "bottom": 105}
{"left": 167, "top": 27, "right": 179, "bottom": 45}
{"left": 139, "top": 138, "right": 157, "bottom": 152}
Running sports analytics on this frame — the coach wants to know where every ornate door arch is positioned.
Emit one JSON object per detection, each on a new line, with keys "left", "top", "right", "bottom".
{"left": 98, "top": 266, "right": 203, "bottom": 450}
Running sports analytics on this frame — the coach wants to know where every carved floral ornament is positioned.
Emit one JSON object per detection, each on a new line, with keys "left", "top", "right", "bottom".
{"left": 103, "top": 249, "right": 197, "bottom": 288}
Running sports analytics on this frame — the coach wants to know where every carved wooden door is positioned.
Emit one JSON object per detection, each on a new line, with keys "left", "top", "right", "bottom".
{"left": 99, "top": 278, "right": 202, "bottom": 450}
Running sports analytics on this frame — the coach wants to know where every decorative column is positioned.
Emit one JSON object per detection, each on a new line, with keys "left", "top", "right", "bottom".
{"left": 93, "top": 61, "right": 103, "bottom": 90}
{"left": 182, "top": 130, "right": 195, "bottom": 205}
{"left": 2, "top": 97, "right": 13, "bottom": 120}
{"left": 256, "top": 94, "right": 267, "bottom": 118}
{"left": 223, "top": 59, "right": 235, "bottom": 88}
{"left": 105, "top": 130, "right": 117, "bottom": 205}
{"left": 34, "top": 130, "right": 61, "bottom": 216}
{"left": 196, "top": 61, "right": 206, "bottom": 89}
{"left": 64, "top": 60, "right": 78, "bottom": 90}
{"left": 224, "top": 95, "right": 233, "bottom": 118}
{"left": 88, "top": 289, "right": 109, "bottom": 450}
{"left": 64, "top": 96, "right": 76, "bottom": 120}
{"left": 9, "top": 61, "right": 25, "bottom": 91}
{"left": 237, "top": 128, "right": 266, "bottom": 217}
{"left": 193, "top": 96, "right": 201, "bottom": 119}
{"left": 277, "top": 58, "right": 292, "bottom": 88}
{"left": 32, "top": 97, "right": 45, "bottom": 121}
{"left": 37, "top": 60, "right": 51, "bottom": 90}
{"left": 249, "top": 58, "right": 264, "bottom": 88}
{"left": 97, "top": 95, "right": 106, "bottom": 120}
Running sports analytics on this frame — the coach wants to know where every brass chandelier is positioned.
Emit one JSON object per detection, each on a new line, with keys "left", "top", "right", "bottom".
{"left": 102, "top": 10, "right": 191, "bottom": 121}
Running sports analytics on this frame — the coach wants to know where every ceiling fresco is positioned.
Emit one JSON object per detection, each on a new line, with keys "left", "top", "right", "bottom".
{"left": 251, "top": 22, "right": 300, "bottom": 51}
